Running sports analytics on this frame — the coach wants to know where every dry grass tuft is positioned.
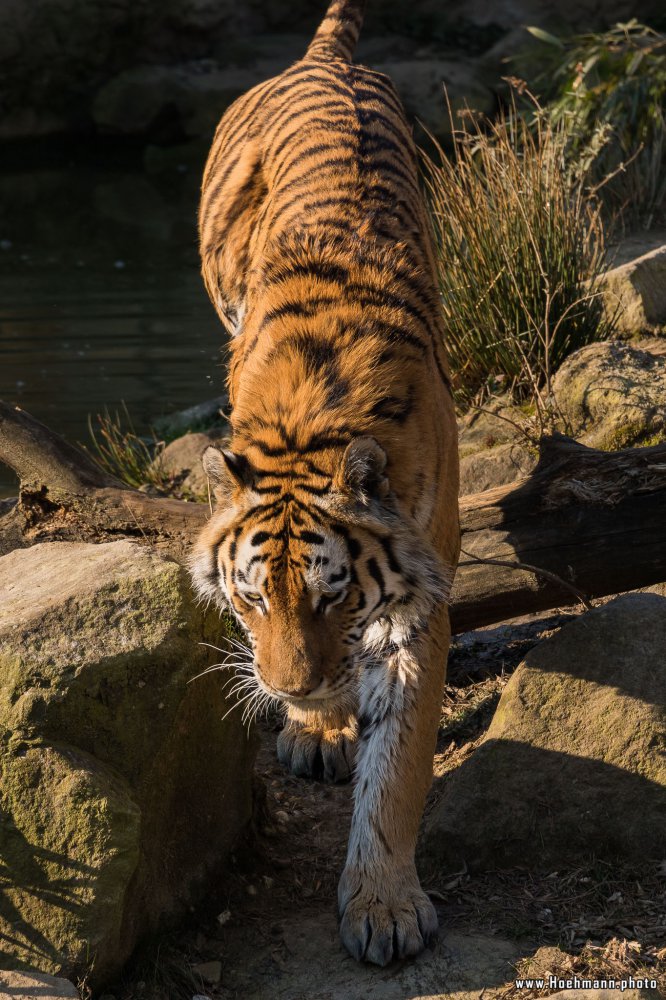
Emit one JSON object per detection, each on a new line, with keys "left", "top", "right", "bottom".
{"left": 423, "top": 91, "right": 615, "bottom": 427}
{"left": 85, "top": 403, "right": 168, "bottom": 492}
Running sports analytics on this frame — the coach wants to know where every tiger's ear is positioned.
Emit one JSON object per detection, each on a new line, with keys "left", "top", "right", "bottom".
{"left": 202, "top": 446, "right": 254, "bottom": 503}
{"left": 337, "top": 436, "right": 389, "bottom": 505}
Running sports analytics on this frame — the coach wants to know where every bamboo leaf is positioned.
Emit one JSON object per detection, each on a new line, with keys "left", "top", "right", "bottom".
{"left": 526, "top": 25, "right": 565, "bottom": 48}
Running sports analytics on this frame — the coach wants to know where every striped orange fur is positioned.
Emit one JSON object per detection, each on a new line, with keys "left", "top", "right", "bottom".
{"left": 191, "top": 0, "right": 460, "bottom": 967}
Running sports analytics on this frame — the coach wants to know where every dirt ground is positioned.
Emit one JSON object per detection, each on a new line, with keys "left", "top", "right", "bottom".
{"left": 112, "top": 606, "right": 666, "bottom": 1000}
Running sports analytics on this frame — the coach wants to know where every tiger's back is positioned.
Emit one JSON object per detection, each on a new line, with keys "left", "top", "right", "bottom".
{"left": 198, "top": 1, "right": 457, "bottom": 538}
{"left": 199, "top": 54, "right": 437, "bottom": 297}
{"left": 193, "top": 0, "right": 460, "bottom": 970}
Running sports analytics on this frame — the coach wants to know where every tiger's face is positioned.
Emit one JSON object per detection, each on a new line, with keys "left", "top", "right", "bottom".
{"left": 190, "top": 437, "right": 448, "bottom": 716}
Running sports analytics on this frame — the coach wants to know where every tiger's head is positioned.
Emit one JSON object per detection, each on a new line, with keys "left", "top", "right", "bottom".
{"left": 190, "top": 437, "right": 449, "bottom": 720}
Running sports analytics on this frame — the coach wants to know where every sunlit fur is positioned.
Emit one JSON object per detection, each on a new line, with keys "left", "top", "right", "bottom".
{"left": 190, "top": 0, "right": 460, "bottom": 968}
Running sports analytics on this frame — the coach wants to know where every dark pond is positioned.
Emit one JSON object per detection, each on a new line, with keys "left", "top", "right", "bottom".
{"left": 0, "top": 141, "right": 226, "bottom": 496}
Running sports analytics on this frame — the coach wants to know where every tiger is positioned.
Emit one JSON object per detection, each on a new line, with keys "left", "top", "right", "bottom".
{"left": 190, "top": 0, "right": 460, "bottom": 967}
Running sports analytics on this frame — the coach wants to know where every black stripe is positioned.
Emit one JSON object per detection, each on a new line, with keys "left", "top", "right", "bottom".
{"left": 250, "top": 530, "right": 271, "bottom": 546}
{"left": 366, "top": 556, "right": 385, "bottom": 596}
{"left": 264, "top": 257, "right": 350, "bottom": 287}
{"left": 298, "top": 481, "right": 332, "bottom": 496}
{"left": 356, "top": 156, "right": 419, "bottom": 192}
{"left": 347, "top": 282, "right": 431, "bottom": 332}
{"left": 273, "top": 156, "right": 357, "bottom": 199}
{"left": 268, "top": 73, "right": 352, "bottom": 103}
{"left": 269, "top": 107, "right": 354, "bottom": 161}
{"left": 298, "top": 530, "right": 325, "bottom": 544}
{"left": 299, "top": 218, "right": 357, "bottom": 234}
{"left": 377, "top": 536, "right": 402, "bottom": 576}
{"left": 331, "top": 522, "right": 362, "bottom": 559}
{"left": 369, "top": 386, "right": 415, "bottom": 424}
{"left": 274, "top": 138, "right": 358, "bottom": 186}
{"left": 358, "top": 107, "right": 412, "bottom": 149}
{"left": 259, "top": 296, "right": 339, "bottom": 330}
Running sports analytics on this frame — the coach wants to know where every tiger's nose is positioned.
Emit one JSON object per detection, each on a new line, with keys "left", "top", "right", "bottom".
{"left": 280, "top": 678, "right": 323, "bottom": 699}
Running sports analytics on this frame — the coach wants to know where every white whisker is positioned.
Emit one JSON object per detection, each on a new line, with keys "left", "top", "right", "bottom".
{"left": 198, "top": 641, "right": 230, "bottom": 654}
{"left": 188, "top": 659, "right": 253, "bottom": 684}
{"left": 221, "top": 689, "right": 259, "bottom": 724}
{"left": 227, "top": 636, "right": 253, "bottom": 654}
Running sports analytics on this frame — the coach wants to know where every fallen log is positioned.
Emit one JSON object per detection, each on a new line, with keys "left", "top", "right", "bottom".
{"left": 0, "top": 402, "right": 207, "bottom": 560}
{"left": 1, "top": 402, "right": 665, "bottom": 633}
{"left": 451, "top": 434, "right": 666, "bottom": 632}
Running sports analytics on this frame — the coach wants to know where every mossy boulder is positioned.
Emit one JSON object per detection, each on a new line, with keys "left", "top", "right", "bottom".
{"left": 0, "top": 540, "right": 255, "bottom": 984}
{"left": 0, "top": 735, "right": 141, "bottom": 979}
{"left": 420, "top": 594, "right": 666, "bottom": 872}
{"left": 552, "top": 340, "right": 666, "bottom": 450}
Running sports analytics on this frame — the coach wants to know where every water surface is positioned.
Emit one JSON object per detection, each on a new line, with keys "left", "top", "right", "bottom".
{"left": 0, "top": 143, "right": 225, "bottom": 496}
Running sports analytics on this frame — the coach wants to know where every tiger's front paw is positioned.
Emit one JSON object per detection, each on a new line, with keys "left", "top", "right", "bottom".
{"left": 337, "top": 865, "right": 438, "bottom": 966}
{"left": 277, "top": 721, "right": 356, "bottom": 783}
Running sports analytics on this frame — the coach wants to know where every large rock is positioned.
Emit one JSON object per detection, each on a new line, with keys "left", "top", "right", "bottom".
{"left": 0, "top": 540, "right": 255, "bottom": 984}
{"left": 420, "top": 594, "right": 666, "bottom": 872}
{"left": 0, "top": 970, "right": 79, "bottom": 999}
{"left": 603, "top": 243, "right": 666, "bottom": 337}
{"left": 92, "top": 50, "right": 495, "bottom": 143}
{"left": 552, "top": 340, "right": 666, "bottom": 450}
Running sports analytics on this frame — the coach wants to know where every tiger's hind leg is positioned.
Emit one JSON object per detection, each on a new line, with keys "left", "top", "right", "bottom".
{"left": 277, "top": 711, "right": 357, "bottom": 784}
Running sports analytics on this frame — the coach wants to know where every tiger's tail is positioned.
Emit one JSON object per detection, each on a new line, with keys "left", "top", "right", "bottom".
{"left": 305, "top": 0, "right": 367, "bottom": 63}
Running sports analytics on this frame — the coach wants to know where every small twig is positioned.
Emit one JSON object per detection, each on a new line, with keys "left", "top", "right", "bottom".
{"left": 121, "top": 496, "right": 149, "bottom": 542}
{"left": 459, "top": 547, "right": 593, "bottom": 611}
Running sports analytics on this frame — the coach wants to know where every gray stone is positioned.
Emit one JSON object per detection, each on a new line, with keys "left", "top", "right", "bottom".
{"left": 552, "top": 340, "right": 666, "bottom": 450}
{"left": 459, "top": 441, "right": 536, "bottom": 495}
{"left": 372, "top": 58, "right": 494, "bottom": 140}
{"left": 153, "top": 395, "right": 229, "bottom": 438}
{"left": 156, "top": 430, "right": 226, "bottom": 499}
{"left": 420, "top": 593, "right": 666, "bottom": 872}
{"left": 0, "top": 970, "right": 79, "bottom": 999}
{"left": 0, "top": 541, "right": 255, "bottom": 984}
{"left": 603, "top": 243, "right": 666, "bottom": 336}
